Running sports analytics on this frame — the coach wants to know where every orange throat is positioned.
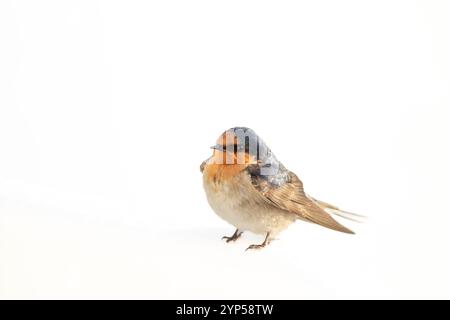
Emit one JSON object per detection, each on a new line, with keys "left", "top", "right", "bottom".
{"left": 204, "top": 163, "right": 248, "bottom": 185}
{"left": 204, "top": 150, "right": 256, "bottom": 184}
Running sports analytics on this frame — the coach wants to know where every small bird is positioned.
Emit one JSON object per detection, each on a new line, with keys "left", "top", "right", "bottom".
{"left": 200, "top": 127, "right": 362, "bottom": 250}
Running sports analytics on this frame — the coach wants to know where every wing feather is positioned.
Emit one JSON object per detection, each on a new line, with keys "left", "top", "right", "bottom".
{"left": 308, "top": 196, "right": 365, "bottom": 222}
{"left": 251, "top": 170, "right": 354, "bottom": 234}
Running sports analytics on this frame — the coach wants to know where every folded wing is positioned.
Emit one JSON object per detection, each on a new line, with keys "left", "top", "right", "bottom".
{"left": 250, "top": 170, "right": 354, "bottom": 234}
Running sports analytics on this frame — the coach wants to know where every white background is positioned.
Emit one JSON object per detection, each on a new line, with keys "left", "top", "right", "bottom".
{"left": 1, "top": 0, "right": 450, "bottom": 299}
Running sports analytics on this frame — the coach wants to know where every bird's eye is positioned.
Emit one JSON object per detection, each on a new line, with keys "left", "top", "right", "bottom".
{"left": 219, "top": 144, "right": 242, "bottom": 153}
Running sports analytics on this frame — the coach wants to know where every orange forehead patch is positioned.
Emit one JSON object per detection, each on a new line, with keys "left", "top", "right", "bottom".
{"left": 216, "top": 131, "right": 238, "bottom": 146}
{"left": 211, "top": 149, "right": 257, "bottom": 165}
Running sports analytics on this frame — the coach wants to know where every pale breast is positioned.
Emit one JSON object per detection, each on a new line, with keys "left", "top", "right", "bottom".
{"left": 202, "top": 164, "right": 296, "bottom": 235}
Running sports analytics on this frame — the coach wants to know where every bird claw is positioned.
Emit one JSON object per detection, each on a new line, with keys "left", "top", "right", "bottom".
{"left": 245, "top": 232, "right": 271, "bottom": 251}
{"left": 222, "top": 236, "right": 236, "bottom": 243}
{"left": 245, "top": 243, "right": 266, "bottom": 251}
{"left": 221, "top": 230, "right": 242, "bottom": 243}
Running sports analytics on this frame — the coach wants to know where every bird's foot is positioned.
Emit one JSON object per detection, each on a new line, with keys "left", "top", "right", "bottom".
{"left": 245, "top": 243, "right": 267, "bottom": 251}
{"left": 222, "top": 229, "right": 243, "bottom": 243}
{"left": 245, "top": 232, "right": 271, "bottom": 251}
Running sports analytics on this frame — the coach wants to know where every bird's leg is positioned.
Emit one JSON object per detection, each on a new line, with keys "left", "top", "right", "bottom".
{"left": 222, "top": 229, "right": 243, "bottom": 243}
{"left": 246, "top": 232, "right": 271, "bottom": 251}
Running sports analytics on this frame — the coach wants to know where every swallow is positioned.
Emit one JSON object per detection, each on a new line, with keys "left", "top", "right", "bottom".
{"left": 200, "top": 127, "right": 362, "bottom": 250}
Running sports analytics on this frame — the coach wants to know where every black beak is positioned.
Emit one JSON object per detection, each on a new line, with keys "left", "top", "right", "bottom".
{"left": 210, "top": 144, "right": 222, "bottom": 151}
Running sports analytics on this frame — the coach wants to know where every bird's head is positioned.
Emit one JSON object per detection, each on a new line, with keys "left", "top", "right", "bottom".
{"left": 210, "top": 127, "right": 269, "bottom": 165}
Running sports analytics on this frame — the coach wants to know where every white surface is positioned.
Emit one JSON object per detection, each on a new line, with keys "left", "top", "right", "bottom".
{"left": 1, "top": 0, "right": 450, "bottom": 299}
